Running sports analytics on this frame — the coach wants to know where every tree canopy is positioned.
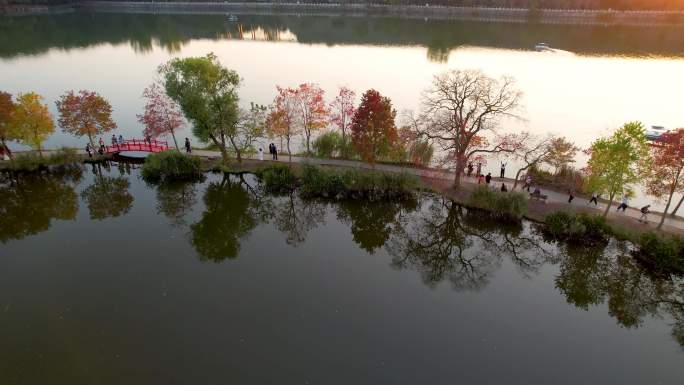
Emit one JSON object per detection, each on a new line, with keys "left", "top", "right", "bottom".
{"left": 351, "top": 89, "right": 398, "bottom": 164}
{"left": 9, "top": 92, "right": 54, "bottom": 155}
{"left": 159, "top": 53, "right": 241, "bottom": 162}
{"left": 585, "top": 121, "right": 650, "bottom": 217}
{"left": 56, "top": 89, "right": 116, "bottom": 147}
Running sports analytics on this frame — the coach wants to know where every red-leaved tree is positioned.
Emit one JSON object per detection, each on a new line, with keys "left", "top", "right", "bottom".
{"left": 351, "top": 89, "right": 398, "bottom": 164}
{"left": 0, "top": 91, "right": 16, "bottom": 159}
{"left": 56, "top": 90, "right": 117, "bottom": 148}
{"left": 295, "top": 83, "right": 328, "bottom": 156}
{"left": 137, "top": 83, "right": 185, "bottom": 150}
{"left": 330, "top": 86, "right": 356, "bottom": 143}
{"left": 644, "top": 129, "right": 684, "bottom": 228}
{"left": 269, "top": 86, "right": 301, "bottom": 162}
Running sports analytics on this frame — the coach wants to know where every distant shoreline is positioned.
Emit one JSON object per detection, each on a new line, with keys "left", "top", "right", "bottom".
{"left": 2, "top": 1, "right": 684, "bottom": 26}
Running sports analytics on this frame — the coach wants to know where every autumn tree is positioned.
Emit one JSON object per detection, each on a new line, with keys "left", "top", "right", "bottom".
{"left": 159, "top": 53, "right": 240, "bottom": 163}
{"left": 643, "top": 129, "right": 684, "bottom": 229}
{"left": 0, "top": 91, "right": 16, "bottom": 159}
{"left": 137, "top": 83, "right": 184, "bottom": 150}
{"left": 56, "top": 90, "right": 116, "bottom": 148}
{"left": 329, "top": 86, "right": 356, "bottom": 156}
{"left": 510, "top": 133, "right": 554, "bottom": 190}
{"left": 231, "top": 103, "right": 267, "bottom": 162}
{"left": 351, "top": 89, "right": 398, "bottom": 164}
{"left": 408, "top": 69, "right": 523, "bottom": 188}
{"left": 9, "top": 92, "right": 54, "bottom": 156}
{"left": 544, "top": 136, "right": 579, "bottom": 173}
{"left": 294, "top": 83, "right": 327, "bottom": 156}
{"left": 585, "top": 121, "right": 650, "bottom": 217}
{"left": 268, "top": 86, "right": 300, "bottom": 162}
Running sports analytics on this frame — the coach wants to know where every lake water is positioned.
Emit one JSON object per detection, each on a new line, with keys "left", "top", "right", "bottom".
{"left": 0, "top": 162, "right": 683, "bottom": 384}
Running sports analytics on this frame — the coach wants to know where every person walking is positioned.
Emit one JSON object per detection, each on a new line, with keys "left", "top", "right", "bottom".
{"left": 111, "top": 134, "right": 117, "bottom": 146}
{"left": 485, "top": 172, "right": 492, "bottom": 185}
{"left": 568, "top": 190, "right": 575, "bottom": 204}
{"left": 184, "top": 138, "right": 191, "bottom": 154}
{"left": 467, "top": 162, "right": 473, "bottom": 177}
{"left": 118, "top": 134, "right": 124, "bottom": 145}
{"left": 85, "top": 143, "right": 92, "bottom": 158}
{"left": 588, "top": 192, "right": 599, "bottom": 206}
{"left": 500, "top": 183, "right": 508, "bottom": 192}
{"left": 638, "top": 205, "right": 651, "bottom": 223}
{"left": 616, "top": 195, "right": 629, "bottom": 212}
{"left": 272, "top": 144, "right": 278, "bottom": 160}
{"left": 268, "top": 143, "right": 274, "bottom": 159}
{"left": 477, "top": 174, "right": 484, "bottom": 184}
{"left": 500, "top": 162, "right": 506, "bottom": 179}
{"left": 99, "top": 137, "right": 105, "bottom": 150}
{"left": 523, "top": 175, "right": 532, "bottom": 192}
{"left": 258, "top": 147, "right": 264, "bottom": 161}
{"left": 476, "top": 162, "right": 482, "bottom": 177}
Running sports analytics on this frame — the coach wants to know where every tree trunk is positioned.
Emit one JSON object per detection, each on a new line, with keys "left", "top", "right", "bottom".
{"left": 513, "top": 169, "right": 523, "bottom": 190}
{"left": 1, "top": 139, "right": 13, "bottom": 160}
{"left": 669, "top": 194, "right": 684, "bottom": 218}
{"left": 658, "top": 187, "right": 676, "bottom": 230}
{"left": 170, "top": 130, "right": 179, "bottom": 151}
{"left": 657, "top": 170, "right": 681, "bottom": 229}
{"left": 287, "top": 138, "right": 292, "bottom": 163}
{"left": 453, "top": 158, "right": 466, "bottom": 189}
{"left": 88, "top": 132, "right": 95, "bottom": 149}
{"left": 305, "top": 129, "right": 311, "bottom": 157}
{"left": 603, "top": 192, "right": 615, "bottom": 218}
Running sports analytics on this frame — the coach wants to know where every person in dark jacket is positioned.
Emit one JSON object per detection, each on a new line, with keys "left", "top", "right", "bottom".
{"left": 500, "top": 183, "right": 508, "bottom": 192}
{"left": 485, "top": 173, "right": 492, "bottom": 185}
{"left": 184, "top": 138, "right": 191, "bottom": 154}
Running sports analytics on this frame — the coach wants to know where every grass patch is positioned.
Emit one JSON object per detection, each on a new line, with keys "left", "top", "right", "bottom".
{"left": 299, "top": 165, "right": 418, "bottom": 200}
{"left": 1, "top": 148, "right": 80, "bottom": 172}
{"left": 635, "top": 232, "right": 684, "bottom": 275}
{"left": 141, "top": 151, "right": 203, "bottom": 182}
{"left": 466, "top": 186, "right": 528, "bottom": 220}
{"left": 256, "top": 164, "right": 297, "bottom": 193}
{"left": 257, "top": 164, "right": 418, "bottom": 200}
{"left": 543, "top": 211, "right": 612, "bottom": 244}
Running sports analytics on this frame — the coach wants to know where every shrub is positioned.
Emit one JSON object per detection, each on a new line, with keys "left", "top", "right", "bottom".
{"left": 408, "top": 139, "right": 434, "bottom": 166}
{"left": 313, "top": 131, "right": 342, "bottom": 158}
{"left": 1, "top": 147, "right": 81, "bottom": 172}
{"left": 544, "top": 211, "right": 611, "bottom": 243}
{"left": 527, "top": 164, "right": 585, "bottom": 192}
{"left": 141, "top": 151, "right": 202, "bottom": 182}
{"left": 336, "top": 136, "right": 357, "bottom": 159}
{"left": 637, "top": 232, "right": 684, "bottom": 274}
{"left": 257, "top": 164, "right": 297, "bottom": 193}
{"left": 299, "top": 165, "right": 418, "bottom": 200}
{"left": 467, "top": 186, "right": 528, "bottom": 220}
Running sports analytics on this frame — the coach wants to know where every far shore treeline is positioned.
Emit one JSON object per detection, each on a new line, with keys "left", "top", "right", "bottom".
{"left": 2, "top": 0, "right": 684, "bottom": 12}
{"left": 1, "top": 52, "right": 683, "bottom": 230}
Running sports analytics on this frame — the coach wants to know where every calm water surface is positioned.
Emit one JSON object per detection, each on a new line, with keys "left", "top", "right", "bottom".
{"left": 0, "top": 163, "right": 683, "bottom": 384}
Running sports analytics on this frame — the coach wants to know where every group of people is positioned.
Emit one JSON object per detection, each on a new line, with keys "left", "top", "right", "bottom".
{"left": 467, "top": 161, "right": 511, "bottom": 193}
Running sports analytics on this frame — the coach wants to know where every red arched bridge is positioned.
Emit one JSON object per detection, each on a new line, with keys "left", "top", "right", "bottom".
{"left": 105, "top": 139, "right": 169, "bottom": 154}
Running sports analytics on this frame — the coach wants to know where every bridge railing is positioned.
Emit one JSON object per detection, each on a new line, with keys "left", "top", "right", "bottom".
{"left": 105, "top": 138, "right": 170, "bottom": 154}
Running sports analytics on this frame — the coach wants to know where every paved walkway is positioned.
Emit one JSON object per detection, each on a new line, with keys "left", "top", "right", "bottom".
{"left": 192, "top": 150, "right": 684, "bottom": 232}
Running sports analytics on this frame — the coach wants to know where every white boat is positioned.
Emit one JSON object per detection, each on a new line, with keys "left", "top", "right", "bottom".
{"left": 535, "top": 42, "right": 551, "bottom": 51}
{"left": 645, "top": 125, "right": 670, "bottom": 141}
{"left": 227, "top": 14, "right": 238, "bottom": 22}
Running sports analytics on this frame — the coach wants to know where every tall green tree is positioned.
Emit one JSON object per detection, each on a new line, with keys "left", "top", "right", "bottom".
{"left": 585, "top": 121, "right": 650, "bottom": 217}
{"left": 159, "top": 53, "right": 241, "bottom": 163}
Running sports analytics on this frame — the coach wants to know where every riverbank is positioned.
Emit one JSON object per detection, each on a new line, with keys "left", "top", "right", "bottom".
{"left": 3, "top": 1, "right": 684, "bottom": 26}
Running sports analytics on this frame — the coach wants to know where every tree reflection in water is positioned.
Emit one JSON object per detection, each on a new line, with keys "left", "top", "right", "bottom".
{"left": 80, "top": 163, "right": 133, "bottom": 220}
{"left": 0, "top": 166, "right": 81, "bottom": 243}
{"left": 190, "top": 174, "right": 261, "bottom": 262}
{"left": 270, "top": 192, "right": 326, "bottom": 247}
{"left": 155, "top": 180, "right": 197, "bottom": 228}
{"left": 387, "top": 196, "right": 554, "bottom": 291}
{"left": 555, "top": 241, "right": 684, "bottom": 348}
{"left": 337, "top": 198, "right": 417, "bottom": 254}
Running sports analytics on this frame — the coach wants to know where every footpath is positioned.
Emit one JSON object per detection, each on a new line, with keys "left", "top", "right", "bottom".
{"left": 192, "top": 150, "right": 684, "bottom": 234}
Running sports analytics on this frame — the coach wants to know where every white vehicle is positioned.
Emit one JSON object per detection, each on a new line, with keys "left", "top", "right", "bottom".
{"left": 535, "top": 42, "right": 551, "bottom": 51}
{"left": 645, "top": 125, "right": 670, "bottom": 141}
